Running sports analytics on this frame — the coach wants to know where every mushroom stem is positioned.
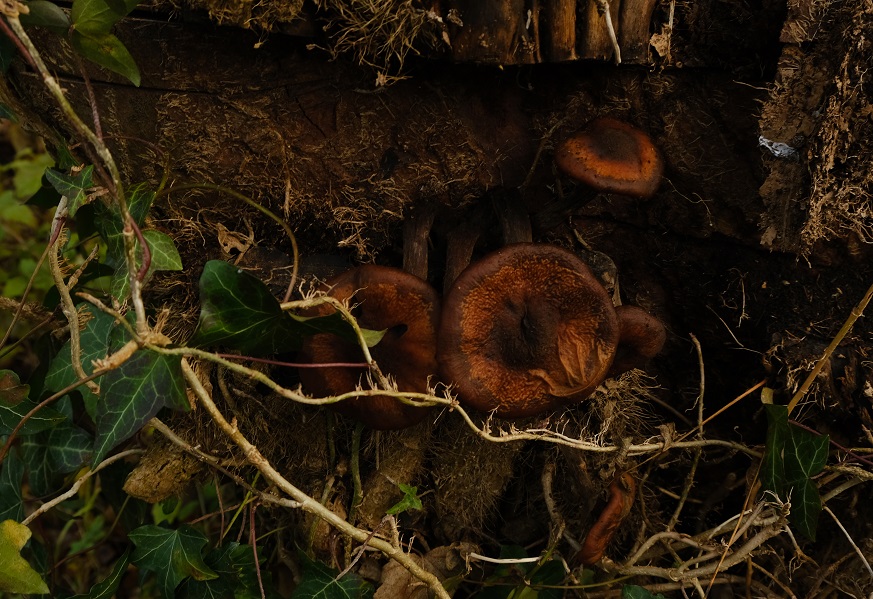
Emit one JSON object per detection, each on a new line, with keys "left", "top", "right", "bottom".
{"left": 494, "top": 193, "right": 533, "bottom": 245}
{"left": 443, "top": 219, "right": 482, "bottom": 295}
{"left": 403, "top": 203, "right": 437, "bottom": 281}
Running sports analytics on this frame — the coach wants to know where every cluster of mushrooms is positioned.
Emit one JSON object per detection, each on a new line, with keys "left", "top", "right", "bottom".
{"left": 299, "top": 117, "right": 667, "bottom": 431}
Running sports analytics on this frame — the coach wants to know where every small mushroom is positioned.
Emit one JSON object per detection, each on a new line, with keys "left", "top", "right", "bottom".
{"left": 554, "top": 117, "right": 664, "bottom": 199}
{"left": 609, "top": 304, "right": 667, "bottom": 377}
{"left": 299, "top": 265, "right": 440, "bottom": 430}
{"left": 439, "top": 243, "right": 620, "bottom": 418}
{"left": 438, "top": 243, "right": 665, "bottom": 418}
{"left": 573, "top": 472, "right": 637, "bottom": 565}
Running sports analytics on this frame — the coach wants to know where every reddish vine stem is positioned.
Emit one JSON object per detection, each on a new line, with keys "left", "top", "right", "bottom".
{"left": 129, "top": 217, "right": 152, "bottom": 281}
{"left": 249, "top": 502, "right": 267, "bottom": 599}
{"left": 215, "top": 353, "right": 368, "bottom": 369}
{"left": 788, "top": 419, "right": 873, "bottom": 470}
{"left": 0, "top": 14, "right": 38, "bottom": 71}
{"left": 71, "top": 47, "right": 103, "bottom": 140}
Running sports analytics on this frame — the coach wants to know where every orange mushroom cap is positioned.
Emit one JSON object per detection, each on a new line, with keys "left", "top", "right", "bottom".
{"left": 554, "top": 117, "right": 664, "bottom": 198}
{"left": 299, "top": 265, "right": 439, "bottom": 430}
{"left": 438, "top": 244, "right": 621, "bottom": 418}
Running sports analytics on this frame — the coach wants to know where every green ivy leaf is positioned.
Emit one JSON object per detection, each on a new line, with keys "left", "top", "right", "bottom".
{"left": 70, "top": 548, "right": 131, "bottom": 599}
{"left": 622, "top": 585, "right": 667, "bottom": 599}
{"left": 94, "top": 185, "right": 157, "bottom": 299}
{"left": 110, "top": 228, "right": 183, "bottom": 300}
{"left": 0, "top": 450, "right": 25, "bottom": 522}
{"left": 20, "top": 0, "right": 71, "bottom": 35}
{"left": 71, "top": 0, "right": 138, "bottom": 33}
{"left": 20, "top": 419, "right": 93, "bottom": 495}
{"left": 0, "top": 520, "right": 50, "bottom": 595}
{"left": 386, "top": 482, "right": 423, "bottom": 515}
{"left": 0, "top": 397, "right": 67, "bottom": 436}
{"left": 190, "top": 260, "right": 384, "bottom": 356}
{"left": 0, "top": 369, "right": 68, "bottom": 436}
{"left": 70, "top": 29, "right": 141, "bottom": 87}
{"left": 761, "top": 403, "right": 828, "bottom": 541}
{"left": 785, "top": 424, "right": 829, "bottom": 482}
{"left": 761, "top": 404, "right": 788, "bottom": 496}
{"left": 45, "top": 165, "right": 94, "bottom": 217}
{"left": 95, "top": 184, "right": 152, "bottom": 267}
{"left": 92, "top": 347, "right": 187, "bottom": 465}
{"left": 44, "top": 305, "right": 118, "bottom": 419}
{"left": 129, "top": 525, "right": 218, "bottom": 599}
{"left": 784, "top": 424, "right": 828, "bottom": 540}
{"left": 180, "top": 542, "right": 281, "bottom": 599}
{"left": 291, "top": 553, "right": 373, "bottom": 599}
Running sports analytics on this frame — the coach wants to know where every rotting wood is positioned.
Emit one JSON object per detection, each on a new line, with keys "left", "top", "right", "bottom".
{"left": 542, "top": 0, "right": 577, "bottom": 61}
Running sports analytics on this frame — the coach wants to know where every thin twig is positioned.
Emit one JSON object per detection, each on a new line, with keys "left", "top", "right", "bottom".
{"left": 48, "top": 221, "right": 99, "bottom": 394}
{"left": 823, "top": 505, "right": 873, "bottom": 581}
{"left": 22, "top": 449, "right": 142, "bottom": 525}
{"left": 787, "top": 280, "right": 873, "bottom": 414}
{"left": 0, "top": 213, "right": 63, "bottom": 351}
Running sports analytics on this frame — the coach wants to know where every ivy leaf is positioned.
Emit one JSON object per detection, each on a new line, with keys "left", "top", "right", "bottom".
{"left": 180, "top": 542, "right": 281, "bottom": 599}
{"left": 291, "top": 553, "right": 373, "bottom": 599}
{"left": 45, "top": 165, "right": 94, "bottom": 217}
{"left": 0, "top": 369, "right": 67, "bottom": 436}
{"left": 386, "top": 483, "right": 423, "bottom": 515}
{"left": 44, "top": 305, "right": 118, "bottom": 419}
{"left": 94, "top": 183, "right": 153, "bottom": 271}
{"left": 784, "top": 424, "right": 828, "bottom": 540}
{"left": 760, "top": 403, "right": 828, "bottom": 540}
{"left": 0, "top": 520, "right": 50, "bottom": 595}
{"left": 761, "top": 404, "right": 788, "bottom": 496}
{"left": 70, "top": 30, "right": 141, "bottom": 87}
{"left": 190, "top": 260, "right": 384, "bottom": 356}
{"left": 110, "top": 228, "right": 183, "bottom": 300}
{"left": 70, "top": 548, "right": 131, "bottom": 599}
{"left": 94, "top": 185, "right": 158, "bottom": 299}
{"left": 785, "top": 424, "right": 829, "bottom": 482}
{"left": 0, "top": 398, "right": 67, "bottom": 436}
{"left": 0, "top": 450, "right": 25, "bottom": 522}
{"left": 20, "top": 419, "right": 93, "bottom": 495}
{"left": 20, "top": 0, "right": 71, "bottom": 35}
{"left": 622, "top": 585, "right": 667, "bottom": 599}
{"left": 71, "top": 0, "right": 139, "bottom": 34}
{"left": 129, "top": 525, "right": 218, "bottom": 599}
{"left": 92, "top": 347, "right": 187, "bottom": 465}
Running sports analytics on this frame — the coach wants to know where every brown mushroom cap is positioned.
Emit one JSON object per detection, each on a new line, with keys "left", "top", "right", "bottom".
{"left": 554, "top": 117, "right": 664, "bottom": 198}
{"left": 438, "top": 243, "right": 620, "bottom": 418}
{"left": 299, "top": 265, "right": 440, "bottom": 430}
{"left": 609, "top": 304, "right": 667, "bottom": 377}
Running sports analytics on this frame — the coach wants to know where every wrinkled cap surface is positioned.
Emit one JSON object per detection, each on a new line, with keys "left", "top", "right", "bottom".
{"left": 299, "top": 265, "right": 440, "bottom": 430}
{"left": 555, "top": 117, "right": 664, "bottom": 198}
{"left": 439, "top": 244, "right": 620, "bottom": 418}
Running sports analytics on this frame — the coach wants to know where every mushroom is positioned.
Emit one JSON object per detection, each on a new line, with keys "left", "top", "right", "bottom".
{"left": 573, "top": 472, "right": 637, "bottom": 565}
{"left": 554, "top": 117, "right": 664, "bottom": 199}
{"left": 438, "top": 243, "right": 664, "bottom": 418}
{"left": 299, "top": 265, "right": 440, "bottom": 430}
